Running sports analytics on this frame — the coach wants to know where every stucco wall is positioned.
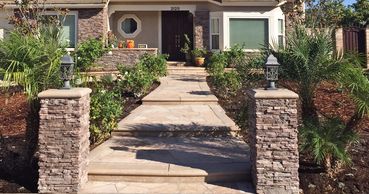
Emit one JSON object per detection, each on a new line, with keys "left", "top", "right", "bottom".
{"left": 0, "top": 10, "right": 13, "bottom": 38}
{"left": 112, "top": 11, "right": 159, "bottom": 48}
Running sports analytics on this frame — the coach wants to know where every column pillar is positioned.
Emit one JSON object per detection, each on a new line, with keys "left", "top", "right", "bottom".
{"left": 247, "top": 89, "right": 300, "bottom": 194}
{"left": 335, "top": 28, "right": 344, "bottom": 55}
{"left": 38, "top": 88, "right": 91, "bottom": 193}
{"left": 194, "top": 10, "right": 210, "bottom": 50}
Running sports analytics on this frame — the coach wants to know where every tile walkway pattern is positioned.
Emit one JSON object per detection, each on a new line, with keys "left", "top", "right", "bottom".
{"left": 82, "top": 70, "right": 254, "bottom": 194}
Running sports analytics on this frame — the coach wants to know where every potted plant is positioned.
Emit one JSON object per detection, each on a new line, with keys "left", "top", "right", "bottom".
{"left": 180, "top": 34, "right": 192, "bottom": 64}
{"left": 192, "top": 48, "right": 207, "bottom": 66}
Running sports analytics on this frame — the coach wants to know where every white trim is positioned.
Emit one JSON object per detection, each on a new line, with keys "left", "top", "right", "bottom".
{"left": 158, "top": 11, "right": 162, "bottom": 53}
{"left": 117, "top": 14, "right": 142, "bottom": 39}
{"left": 43, "top": 11, "right": 78, "bottom": 48}
{"left": 109, "top": 5, "right": 196, "bottom": 16}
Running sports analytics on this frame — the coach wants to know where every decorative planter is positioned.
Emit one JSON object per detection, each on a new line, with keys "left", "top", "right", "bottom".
{"left": 127, "top": 40, "right": 135, "bottom": 48}
{"left": 185, "top": 53, "right": 192, "bottom": 64}
{"left": 195, "top": 57, "right": 205, "bottom": 66}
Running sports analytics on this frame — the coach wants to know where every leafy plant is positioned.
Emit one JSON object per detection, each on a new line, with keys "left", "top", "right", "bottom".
{"left": 0, "top": 25, "right": 65, "bottom": 100}
{"left": 90, "top": 87, "right": 123, "bottom": 144}
{"left": 117, "top": 64, "right": 155, "bottom": 97}
{"left": 180, "top": 34, "right": 191, "bottom": 54}
{"left": 225, "top": 44, "right": 245, "bottom": 67}
{"left": 74, "top": 38, "right": 108, "bottom": 71}
{"left": 138, "top": 53, "right": 168, "bottom": 79}
{"left": 192, "top": 48, "right": 207, "bottom": 58}
{"left": 213, "top": 70, "right": 241, "bottom": 97}
{"left": 299, "top": 118, "right": 358, "bottom": 170}
{"left": 235, "top": 53, "right": 265, "bottom": 86}
{"left": 207, "top": 52, "right": 227, "bottom": 76}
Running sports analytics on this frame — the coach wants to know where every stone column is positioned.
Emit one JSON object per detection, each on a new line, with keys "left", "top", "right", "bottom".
{"left": 38, "top": 88, "right": 92, "bottom": 193}
{"left": 194, "top": 10, "right": 210, "bottom": 50}
{"left": 247, "top": 89, "right": 300, "bottom": 194}
{"left": 335, "top": 28, "right": 344, "bottom": 55}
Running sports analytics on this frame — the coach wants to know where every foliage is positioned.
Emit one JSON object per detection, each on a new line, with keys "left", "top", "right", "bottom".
{"left": 74, "top": 38, "right": 108, "bottom": 71}
{"left": 90, "top": 86, "right": 123, "bottom": 144}
{"left": 138, "top": 53, "right": 168, "bottom": 79}
{"left": 118, "top": 64, "right": 154, "bottom": 97}
{"left": 225, "top": 44, "right": 245, "bottom": 67}
{"left": 192, "top": 48, "right": 207, "bottom": 58}
{"left": 235, "top": 53, "right": 265, "bottom": 86}
{"left": 214, "top": 71, "right": 241, "bottom": 95}
{"left": 207, "top": 52, "right": 227, "bottom": 76}
{"left": 299, "top": 118, "right": 358, "bottom": 170}
{"left": 180, "top": 34, "right": 192, "bottom": 54}
{"left": 272, "top": 26, "right": 342, "bottom": 118}
{"left": 0, "top": 25, "right": 65, "bottom": 100}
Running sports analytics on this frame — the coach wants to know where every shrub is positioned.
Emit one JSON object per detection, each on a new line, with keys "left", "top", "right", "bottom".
{"left": 225, "top": 44, "right": 245, "bottom": 67}
{"left": 213, "top": 71, "right": 241, "bottom": 96}
{"left": 192, "top": 48, "right": 207, "bottom": 58}
{"left": 299, "top": 118, "right": 358, "bottom": 170}
{"left": 235, "top": 54, "right": 265, "bottom": 86}
{"left": 90, "top": 87, "right": 123, "bottom": 144}
{"left": 207, "top": 52, "right": 227, "bottom": 76}
{"left": 138, "top": 53, "right": 168, "bottom": 78}
{"left": 74, "top": 38, "right": 108, "bottom": 71}
{"left": 117, "top": 64, "right": 155, "bottom": 97}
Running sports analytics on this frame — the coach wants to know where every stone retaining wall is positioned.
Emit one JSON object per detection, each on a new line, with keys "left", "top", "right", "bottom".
{"left": 247, "top": 89, "right": 300, "bottom": 194}
{"left": 38, "top": 88, "right": 91, "bottom": 193}
{"left": 95, "top": 48, "right": 158, "bottom": 71}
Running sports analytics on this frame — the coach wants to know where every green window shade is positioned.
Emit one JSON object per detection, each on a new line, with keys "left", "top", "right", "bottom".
{"left": 61, "top": 15, "right": 76, "bottom": 48}
{"left": 229, "top": 19, "right": 268, "bottom": 49}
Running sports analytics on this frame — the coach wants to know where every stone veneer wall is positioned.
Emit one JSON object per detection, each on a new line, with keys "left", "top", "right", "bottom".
{"left": 95, "top": 48, "right": 158, "bottom": 71}
{"left": 77, "top": 8, "right": 107, "bottom": 43}
{"left": 247, "top": 89, "right": 300, "bottom": 194}
{"left": 194, "top": 11, "right": 210, "bottom": 50}
{"left": 38, "top": 88, "right": 91, "bottom": 193}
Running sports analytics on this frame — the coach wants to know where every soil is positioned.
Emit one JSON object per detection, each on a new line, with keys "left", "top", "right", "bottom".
{"left": 207, "top": 78, "right": 369, "bottom": 194}
{"left": 0, "top": 82, "right": 160, "bottom": 192}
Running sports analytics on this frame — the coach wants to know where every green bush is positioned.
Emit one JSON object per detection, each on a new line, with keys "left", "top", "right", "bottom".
{"left": 118, "top": 64, "right": 155, "bottom": 97}
{"left": 90, "top": 87, "right": 123, "bottom": 144}
{"left": 235, "top": 54, "right": 265, "bottom": 86}
{"left": 213, "top": 71, "right": 241, "bottom": 96}
{"left": 192, "top": 48, "right": 207, "bottom": 58}
{"left": 207, "top": 52, "right": 227, "bottom": 76}
{"left": 75, "top": 38, "right": 108, "bottom": 71}
{"left": 225, "top": 44, "right": 245, "bottom": 67}
{"left": 138, "top": 53, "right": 168, "bottom": 78}
{"left": 299, "top": 118, "right": 358, "bottom": 170}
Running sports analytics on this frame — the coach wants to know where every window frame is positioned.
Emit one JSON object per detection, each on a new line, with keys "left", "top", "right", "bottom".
{"left": 210, "top": 17, "right": 221, "bottom": 51}
{"left": 278, "top": 19, "right": 285, "bottom": 48}
{"left": 43, "top": 11, "right": 78, "bottom": 51}
{"left": 117, "top": 14, "right": 142, "bottom": 38}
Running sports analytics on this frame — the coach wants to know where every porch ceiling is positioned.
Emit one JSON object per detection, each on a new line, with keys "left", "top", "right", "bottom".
{"left": 109, "top": 0, "right": 281, "bottom": 6}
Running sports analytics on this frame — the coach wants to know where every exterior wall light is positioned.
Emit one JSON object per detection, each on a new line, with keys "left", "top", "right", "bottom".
{"left": 60, "top": 54, "right": 74, "bottom": 89}
{"left": 264, "top": 54, "right": 280, "bottom": 90}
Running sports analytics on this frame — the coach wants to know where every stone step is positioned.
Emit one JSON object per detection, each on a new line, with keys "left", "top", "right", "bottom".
{"left": 167, "top": 61, "right": 187, "bottom": 67}
{"left": 80, "top": 181, "right": 255, "bottom": 194}
{"left": 88, "top": 136, "right": 251, "bottom": 183}
{"left": 113, "top": 105, "right": 240, "bottom": 137}
{"left": 167, "top": 66, "right": 208, "bottom": 76}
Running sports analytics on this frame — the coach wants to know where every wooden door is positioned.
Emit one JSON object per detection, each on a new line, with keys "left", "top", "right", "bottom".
{"left": 162, "top": 11, "right": 193, "bottom": 61}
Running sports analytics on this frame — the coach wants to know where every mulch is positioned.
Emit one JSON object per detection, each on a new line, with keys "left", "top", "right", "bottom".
{"left": 208, "top": 78, "right": 369, "bottom": 194}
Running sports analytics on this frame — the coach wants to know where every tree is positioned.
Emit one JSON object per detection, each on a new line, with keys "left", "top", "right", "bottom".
{"left": 305, "top": 0, "right": 347, "bottom": 27}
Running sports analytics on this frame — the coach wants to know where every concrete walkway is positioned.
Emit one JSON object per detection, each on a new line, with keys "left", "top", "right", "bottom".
{"left": 82, "top": 71, "right": 253, "bottom": 194}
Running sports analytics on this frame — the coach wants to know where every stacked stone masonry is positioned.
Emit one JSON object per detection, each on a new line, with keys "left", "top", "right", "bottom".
{"left": 247, "top": 90, "right": 300, "bottom": 194}
{"left": 194, "top": 11, "right": 210, "bottom": 50}
{"left": 95, "top": 48, "right": 158, "bottom": 71}
{"left": 76, "top": 8, "right": 107, "bottom": 43}
{"left": 38, "top": 90, "right": 91, "bottom": 193}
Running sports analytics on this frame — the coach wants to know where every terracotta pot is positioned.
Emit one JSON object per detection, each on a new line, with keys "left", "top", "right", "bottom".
{"left": 127, "top": 40, "right": 135, "bottom": 48}
{"left": 195, "top": 57, "right": 205, "bottom": 66}
{"left": 118, "top": 41, "right": 123, "bottom": 48}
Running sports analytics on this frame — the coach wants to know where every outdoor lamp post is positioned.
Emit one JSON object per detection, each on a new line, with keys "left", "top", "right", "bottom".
{"left": 264, "top": 54, "right": 280, "bottom": 90}
{"left": 60, "top": 54, "right": 74, "bottom": 89}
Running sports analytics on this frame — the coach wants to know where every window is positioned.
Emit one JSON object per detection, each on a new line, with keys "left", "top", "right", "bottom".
{"left": 278, "top": 19, "right": 284, "bottom": 48}
{"left": 43, "top": 13, "right": 77, "bottom": 48}
{"left": 118, "top": 14, "right": 142, "bottom": 38}
{"left": 211, "top": 18, "right": 220, "bottom": 50}
{"left": 229, "top": 18, "right": 268, "bottom": 50}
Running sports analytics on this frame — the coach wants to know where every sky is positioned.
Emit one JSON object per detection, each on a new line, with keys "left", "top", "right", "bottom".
{"left": 344, "top": 0, "right": 356, "bottom": 5}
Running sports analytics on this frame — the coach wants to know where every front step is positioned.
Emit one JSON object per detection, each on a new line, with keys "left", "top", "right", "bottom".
{"left": 88, "top": 136, "right": 251, "bottom": 183}
{"left": 113, "top": 105, "right": 239, "bottom": 137}
{"left": 167, "top": 66, "right": 208, "bottom": 76}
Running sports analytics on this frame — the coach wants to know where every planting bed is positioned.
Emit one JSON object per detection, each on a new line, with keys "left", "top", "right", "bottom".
{"left": 208, "top": 78, "right": 369, "bottom": 194}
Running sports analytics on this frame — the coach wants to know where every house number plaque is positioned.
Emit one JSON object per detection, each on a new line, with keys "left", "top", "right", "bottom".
{"left": 171, "top": 7, "right": 180, "bottom": 11}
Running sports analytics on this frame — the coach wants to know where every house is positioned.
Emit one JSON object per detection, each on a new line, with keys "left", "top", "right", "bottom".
{"left": 1, "top": 0, "right": 295, "bottom": 64}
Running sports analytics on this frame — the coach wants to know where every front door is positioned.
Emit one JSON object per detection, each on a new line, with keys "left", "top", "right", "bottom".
{"left": 162, "top": 11, "right": 193, "bottom": 61}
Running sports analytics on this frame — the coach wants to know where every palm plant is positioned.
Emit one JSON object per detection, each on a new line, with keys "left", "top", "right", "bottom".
{"left": 300, "top": 118, "right": 358, "bottom": 171}
{"left": 0, "top": 23, "right": 65, "bottom": 101}
{"left": 272, "top": 26, "right": 342, "bottom": 119}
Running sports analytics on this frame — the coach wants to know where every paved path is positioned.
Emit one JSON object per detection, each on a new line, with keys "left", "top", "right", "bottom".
{"left": 82, "top": 71, "right": 253, "bottom": 194}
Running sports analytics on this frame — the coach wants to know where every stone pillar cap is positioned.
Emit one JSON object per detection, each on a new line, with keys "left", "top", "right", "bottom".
{"left": 247, "top": 88, "right": 298, "bottom": 99}
{"left": 38, "top": 88, "right": 92, "bottom": 99}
